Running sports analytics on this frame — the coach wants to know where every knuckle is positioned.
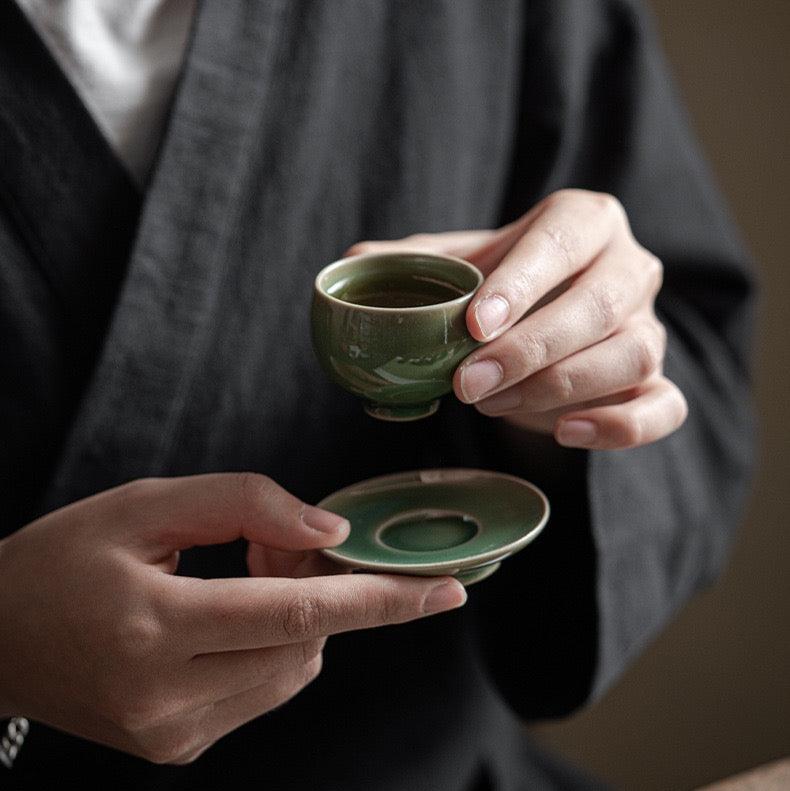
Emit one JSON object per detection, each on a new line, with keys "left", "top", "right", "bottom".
{"left": 282, "top": 595, "right": 322, "bottom": 640}
{"left": 678, "top": 396, "right": 689, "bottom": 427}
{"left": 111, "top": 689, "right": 165, "bottom": 733}
{"left": 540, "top": 223, "right": 577, "bottom": 275}
{"left": 113, "top": 613, "right": 164, "bottom": 664}
{"left": 594, "top": 192, "right": 627, "bottom": 224}
{"left": 237, "top": 472, "right": 276, "bottom": 512}
{"left": 113, "top": 478, "right": 161, "bottom": 521}
{"left": 138, "top": 740, "right": 173, "bottom": 765}
{"left": 504, "top": 265, "right": 536, "bottom": 308}
{"left": 517, "top": 329, "right": 551, "bottom": 372}
{"left": 632, "top": 327, "right": 664, "bottom": 379}
{"left": 304, "top": 653, "right": 324, "bottom": 685}
{"left": 616, "top": 413, "right": 644, "bottom": 448}
{"left": 672, "top": 384, "right": 689, "bottom": 426}
{"left": 99, "top": 616, "right": 176, "bottom": 731}
{"left": 544, "top": 365, "right": 577, "bottom": 404}
{"left": 344, "top": 241, "right": 374, "bottom": 257}
{"left": 589, "top": 284, "right": 622, "bottom": 333}
{"left": 167, "top": 751, "right": 202, "bottom": 766}
{"left": 635, "top": 342, "right": 660, "bottom": 381}
{"left": 238, "top": 470, "right": 273, "bottom": 498}
{"left": 139, "top": 730, "right": 201, "bottom": 766}
{"left": 169, "top": 743, "right": 211, "bottom": 766}
{"left": 642, "top": 251, "right": 664, "bottom": 294}
{"left": 404, "top": 233, "right": 432, "bottom": 247}
{"left": 301, "top": 637, "right": 325, "bottom": 665}
{"left": 542, "top": 188, "right": 577, "bottom": 209}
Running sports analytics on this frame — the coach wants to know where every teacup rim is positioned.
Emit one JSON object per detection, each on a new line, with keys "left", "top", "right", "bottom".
{"left": 313, "top": 250, "right": 484, "bottom": 314}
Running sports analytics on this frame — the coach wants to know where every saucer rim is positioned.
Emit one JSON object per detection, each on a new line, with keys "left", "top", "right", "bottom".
{"left": 318, "top": 468, "right": 550, "bottom": 573}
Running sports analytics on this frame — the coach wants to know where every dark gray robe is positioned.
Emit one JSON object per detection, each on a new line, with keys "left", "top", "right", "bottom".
{"left": 0, "top": 1, "right": 755, "bottom": 788}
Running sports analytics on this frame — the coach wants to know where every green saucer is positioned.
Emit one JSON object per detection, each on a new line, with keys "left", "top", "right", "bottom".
{"left": 318, "top": 469, "right": 549, "bottom": 586}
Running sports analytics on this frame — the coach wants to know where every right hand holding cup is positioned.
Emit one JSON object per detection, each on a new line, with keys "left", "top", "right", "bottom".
{"left": 0, "top": 473, "right": 466, "bottom": 764}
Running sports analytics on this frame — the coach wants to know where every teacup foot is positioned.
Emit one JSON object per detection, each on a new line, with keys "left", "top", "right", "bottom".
{"left": 364, "top": 400, "right": 440, "bottom": 422}
{"left": 454, "top": 561, "right": 502, "bottom": 586}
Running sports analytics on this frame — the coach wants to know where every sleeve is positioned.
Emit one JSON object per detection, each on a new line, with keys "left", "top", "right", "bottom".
{"left": 466, "top": 0, "right": 757, "bottom": 720}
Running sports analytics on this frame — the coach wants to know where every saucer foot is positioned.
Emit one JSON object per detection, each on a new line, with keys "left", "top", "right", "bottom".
{"left": 454, "top": 561, "right": 501, "bottom": 586}
{"left": 364, "top": 400, "right": 440, "bottom": 421}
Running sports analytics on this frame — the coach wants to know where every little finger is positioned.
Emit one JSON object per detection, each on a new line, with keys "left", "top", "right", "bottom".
{"left": 555, "top": 375, "right": 688, "bottom": 449}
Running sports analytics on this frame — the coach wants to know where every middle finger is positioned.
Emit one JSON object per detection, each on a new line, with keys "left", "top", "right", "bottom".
{"left": 466, "top": 190, "right": 628, "bottom": 341}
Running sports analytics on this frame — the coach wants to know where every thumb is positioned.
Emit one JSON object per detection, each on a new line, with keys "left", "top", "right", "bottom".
{"left": 113, "top": 473, "right": 349, "bottom": 556}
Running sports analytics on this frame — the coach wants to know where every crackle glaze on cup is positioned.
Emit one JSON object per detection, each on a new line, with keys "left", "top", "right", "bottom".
{"left": 311, "top": 252, "right": 483, "bottom": 421}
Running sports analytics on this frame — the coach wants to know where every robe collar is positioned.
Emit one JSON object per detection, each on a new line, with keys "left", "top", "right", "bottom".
{"left": 0, "top": 2, "right": 142, "bottom": 370}
{"left": 28, "top": 0, "right": 294, "bottom": 510}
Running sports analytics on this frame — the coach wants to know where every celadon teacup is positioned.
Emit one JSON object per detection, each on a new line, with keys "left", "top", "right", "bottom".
{"left": 311, "top": 252, "right": 484, "bottom": 421}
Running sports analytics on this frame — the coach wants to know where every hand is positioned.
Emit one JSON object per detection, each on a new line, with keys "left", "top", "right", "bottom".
{"left": 347, "top": 189, "right": 687, "bottom": 449}
{"left": 0, "top": 474, "right": 466, "bottom": 764}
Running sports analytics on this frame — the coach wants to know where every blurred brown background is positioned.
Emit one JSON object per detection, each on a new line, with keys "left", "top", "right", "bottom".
{"left": 529, "top": 2, "right": 790, "bottom": 789}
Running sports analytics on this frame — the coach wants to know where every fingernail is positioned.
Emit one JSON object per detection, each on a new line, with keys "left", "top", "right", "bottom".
{"left": 477, "top": 387, "right": 522, "bottom": 415}
{"left": 557, "top": 419, "right": 597, "bottom": 447}
{"left": 475, "top": 295, "right": 509, "bottom": 338}
{"left": 423, "top": 580, "right": 468, "bottom": 614}
{"left": 460, "top": 359, "right": 503, "bottom": 402}
{"left": 301, "top": 505, "right": 350, "bottom": 535}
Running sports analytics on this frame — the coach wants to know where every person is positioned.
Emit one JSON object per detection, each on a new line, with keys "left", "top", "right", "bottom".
{"left": 0, "top": 1, "right": 755, "bottom": 788}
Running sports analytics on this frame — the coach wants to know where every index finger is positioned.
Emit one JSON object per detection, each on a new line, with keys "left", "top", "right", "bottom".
{"left": 467, "top": 190, "right": 629, "bottom": 341}
{"left": 105, "top": 473, "right": 349, "bottom": 557}
{"left": 169, "top": 573, "right": 467, "bottom": 654}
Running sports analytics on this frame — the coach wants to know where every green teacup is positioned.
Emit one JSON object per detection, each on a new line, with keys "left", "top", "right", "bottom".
{"left": 312, "top": 252, "right": 484, "bottom": 420}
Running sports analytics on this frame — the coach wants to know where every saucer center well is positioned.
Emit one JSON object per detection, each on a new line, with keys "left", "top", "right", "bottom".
{"left": 376, "top": 510, "right": 480, "bottom": 552}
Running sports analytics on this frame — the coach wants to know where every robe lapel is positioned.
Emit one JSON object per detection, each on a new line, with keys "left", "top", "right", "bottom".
{"left": 40, "top": 0, "right": 293, "bottom": 510}
{"left": 0, "top": 2, "right": 142, "bottom": 394}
